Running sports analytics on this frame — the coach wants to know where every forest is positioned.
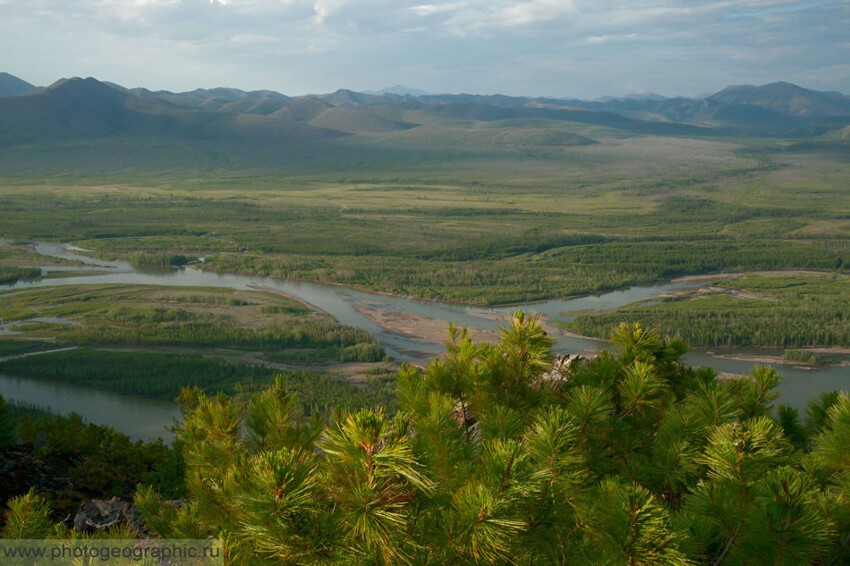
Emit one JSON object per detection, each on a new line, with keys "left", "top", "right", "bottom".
{"left": 2, "top": 314, "right": 849, "bottom": 564}
{"left": 567, "top": 273, "right": 850, "bottom": 348}
{"left": 0, "top": 349, "right": 396, "bottom": 415}
{"left": 0, "top": 284, "right": 386, "bottom": 363}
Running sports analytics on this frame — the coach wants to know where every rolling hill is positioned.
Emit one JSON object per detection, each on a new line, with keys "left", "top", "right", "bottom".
{"left": 0, "top": 72, "right": 847, "bottom": 175}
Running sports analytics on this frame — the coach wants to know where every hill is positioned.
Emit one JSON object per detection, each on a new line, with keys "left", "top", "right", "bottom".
{"left": 0, "top": 72, "right": 38, "bottom": 97}
{"left": 0, "top": 77, "right": 164, "bottom": 145}
{"left": 706, "top": 81, "right": 850, "bottom": 118}
{"left": 0, "top": 77, "right": 343, "bottom": 148}
{"left": 0, "top": 74, "right": 847, "bottom": 173}
{"left": 308, "top": 106, "right": 419, "bottom": 134}
{"left": 556, "top": 82, "right": 850, "bottom": 132}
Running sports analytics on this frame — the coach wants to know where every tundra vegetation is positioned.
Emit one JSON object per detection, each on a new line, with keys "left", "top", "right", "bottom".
{"left": 2, "top": 315, "right": 849, "bottom": 565}
{"left": 1, "top": 134, "right": 848, "bottom": 345}
{"left": 0, "top": 284, "right": 393, "bottom": 410}
{"left": 566, "top": 272, "right": 850, "bottom": 348}
{"left": 1, "top": 78, "right": 849, "bottom": 345}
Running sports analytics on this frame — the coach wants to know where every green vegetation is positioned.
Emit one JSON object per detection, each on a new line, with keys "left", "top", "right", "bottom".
{"left": 0, "top": 397, "right": 184, "bottom": 516}
{"left": 784, "top": 349, "right": 833, "bottom": 366}
{"left": 0, "top": 284, "right": 384, "bottom": 362}
{"left": 6, "top": 315, "right": 848, "bottom": 564}
{"left": 0, "top": 134, "right": 847, "bottom": 308}
{"left": 0, "top": 349, "right": 277, "bottom": 399}
{"left": 133, "top": 318, "right": 850, "bottom": 564}
{"left": 0, "top": 349, "right": 396, "bottom": 414}
{"left": 0, "top": 266, "right": 40, "bottom": 285}
{"left": 0, "top": 396, "right": 13, "bottom": 448}
{"left": 0, "top": 339, "right": 50, "bottom": 358}
{"left": 2, "top": 80, "right": 848, "bottom": 555}
{"left": 126, "top": 252, "right": 189, "bottom": 267}
{"left": 0, "top": 239, "right": 89, "bottom": 284}
{"left": 1, "top": 85, "right": 849, "bottom": 342}
{"left": 0, "top": 284, "right": 396, "bottom": 418}
{"left": 3, "top": 400, "right": 56, "bottom": 433}
{"left": 566, "top": 273, "right": 850, "bottom": 347}
{"left": 0, "top": 108, "right": 848, "bottom": 343}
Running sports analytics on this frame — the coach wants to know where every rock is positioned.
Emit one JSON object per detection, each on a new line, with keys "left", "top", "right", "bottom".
{"left": 0, "top": 444, "right": 73, "bottom": 510}
{"left": 541, "top": 353, "right": 587, "bottom": 382}
{"left": 73, "top": 497, "right": 141, "bottom": 533}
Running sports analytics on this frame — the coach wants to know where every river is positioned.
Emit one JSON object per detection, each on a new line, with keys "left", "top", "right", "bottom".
{"left": 0, "top": 242, "right": 847, "bottom": 440}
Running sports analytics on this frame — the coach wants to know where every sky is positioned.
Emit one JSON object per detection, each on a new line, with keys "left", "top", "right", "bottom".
{"left": 1, "top": 0, "right": 848, "bottom": 99}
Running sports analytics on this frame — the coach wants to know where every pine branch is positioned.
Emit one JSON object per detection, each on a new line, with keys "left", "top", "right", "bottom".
{"left": 827, "top": 530, "right": 850, "bottom": 566}
{"left": 711, "top": 520, "right": 743, "bottom": 566}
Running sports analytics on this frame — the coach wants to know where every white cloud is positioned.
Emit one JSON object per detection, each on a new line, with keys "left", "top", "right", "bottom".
{"left": 410, "top": 2, "right": 466, "bottom": 17}
{"left": 0, "top": 0, "right": 848, "bottom": 96}
{"left": 439, "top": 0, "right": 577, "bottom": 36}
{"left": 585, "top": 33, "right": 639, "bottom": 44}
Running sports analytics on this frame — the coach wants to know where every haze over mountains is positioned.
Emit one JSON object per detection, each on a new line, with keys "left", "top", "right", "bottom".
{"left": 0, "top": 72, "right": 847, "bottom": 175}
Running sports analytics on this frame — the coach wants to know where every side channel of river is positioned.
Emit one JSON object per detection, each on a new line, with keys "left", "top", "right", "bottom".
{"left": 1, "top": 242, "right": 847, "bottom": 441}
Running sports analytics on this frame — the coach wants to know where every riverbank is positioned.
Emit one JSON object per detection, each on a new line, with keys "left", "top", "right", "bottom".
{"left": 353, "top": 303, "right": 500, "bottom": 345}
{"left": 711, "top": 352, "right": 850, "bottom": 369}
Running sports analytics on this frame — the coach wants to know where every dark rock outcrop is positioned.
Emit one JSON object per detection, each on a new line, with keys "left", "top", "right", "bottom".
{"left": 73, "top": 497, "right": 142, "bottom": 533}
{"left": 0, "top": 444, "right": 73, "bottom": 510}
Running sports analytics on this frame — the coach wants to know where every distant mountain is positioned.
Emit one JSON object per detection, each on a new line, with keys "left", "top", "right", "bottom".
{"left": 0, "top": 77, "right": 161, "bottom": 144}
{"left": 308, "top": 107, "right": 419, "bottom": 134}
{"left": 367, "top": 86, "right": 430, "bottom": 96}
{"left": 0, "top": 76, "right": 341, "bottom": 146}
{"left": 1, "top": 74, "right": 847, "bottom": 159}
{"left": 0, "top": 72, "right": 38, "bottom": 97}
{"left": 318, "top": 89, "right": 387, "bottom": 107}
{"left": 705, "top": 81, "right": 850, "bottom": 118}
{"left": 128, "top": 86, "right": 291, "bottom": 114}
{"left": 271, "top": 97, "right": 333, "bottom": 123}
{"left": 596, "top": 92, "right": 667, "bottom": 103}
{"left": 545, "top": 82, "right": 850, "bottom": 133}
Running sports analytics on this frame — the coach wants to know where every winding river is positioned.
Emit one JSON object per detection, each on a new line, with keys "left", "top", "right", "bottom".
{"left": 1, "top": 242, "right": 847, "bottom": 440}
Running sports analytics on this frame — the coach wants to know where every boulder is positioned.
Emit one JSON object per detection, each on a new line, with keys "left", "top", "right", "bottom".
{"left": 73, "top": 497, "right": 141, "bottom": 533}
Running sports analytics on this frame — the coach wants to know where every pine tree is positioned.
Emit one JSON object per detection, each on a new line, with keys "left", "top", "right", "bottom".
{"left": 125, "top": 313, "right": 849, "bottom": 564}
{"left": 1, "top": 489, "right": 53, "bottom": 539}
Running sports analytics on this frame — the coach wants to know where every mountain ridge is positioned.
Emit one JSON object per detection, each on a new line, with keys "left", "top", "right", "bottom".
{"left": 0, "top": 72, "right": 39, "bottom": 97}
{"left": 0, "top": 73, "right": 848, "bottom": 155}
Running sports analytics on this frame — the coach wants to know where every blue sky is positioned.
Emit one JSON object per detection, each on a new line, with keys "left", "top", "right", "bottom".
{"left": 1, "top": 0, "right": 848, "bottom": 98}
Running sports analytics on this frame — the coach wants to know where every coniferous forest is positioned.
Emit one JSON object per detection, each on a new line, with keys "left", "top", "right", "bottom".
{"left": 2, "top": 314, "right": 849, "bottom": 565}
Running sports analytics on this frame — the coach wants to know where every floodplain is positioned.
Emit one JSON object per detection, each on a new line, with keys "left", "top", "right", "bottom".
{"left": 0, "top": 97, "right": 848, "bottom": 425}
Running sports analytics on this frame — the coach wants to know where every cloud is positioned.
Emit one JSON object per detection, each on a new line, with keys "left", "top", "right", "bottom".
{"left": 408, "top": 0, "right": 578, "bottom": 36}
{"left": 585, "top": 33, "right": 639, "bottom": 45}
{"left": 0, "top": 0, "right": 847, "bottom": 97}
{"left": 410, "top": 3, "right": 466, "bottom": 17}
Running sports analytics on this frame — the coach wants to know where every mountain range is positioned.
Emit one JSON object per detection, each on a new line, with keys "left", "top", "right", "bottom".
{"left": 0, "top": 72, "right": 847, "bottom": 174}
